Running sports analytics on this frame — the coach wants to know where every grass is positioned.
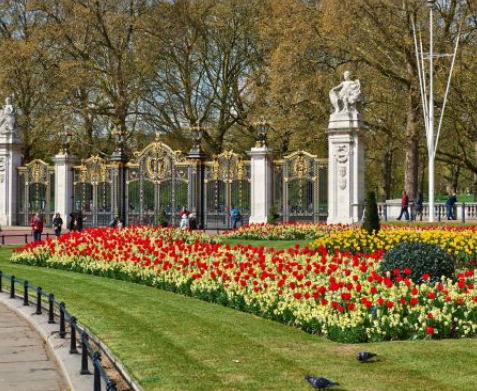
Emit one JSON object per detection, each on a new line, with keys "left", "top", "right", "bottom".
{"left": 2, "top": 245, "right": 477, "bottom": 390}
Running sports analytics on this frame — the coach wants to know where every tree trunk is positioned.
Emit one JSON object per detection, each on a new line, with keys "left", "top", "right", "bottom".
{"left": 382, "top": 148, "right": 393, "bottom": 201}
{"left": 473, "top": 139, "right": 477, "bottom": 201}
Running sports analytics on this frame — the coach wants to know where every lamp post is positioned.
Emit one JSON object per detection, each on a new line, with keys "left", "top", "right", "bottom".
{"left": 60, "top": 126, "right": 73, "bottom": 155}
{"left": 110, "top": 127, "right": 128, "bottom": 226}
{"left": 254, "top": 116, "right": 271, "bottom": 148}
{"left": 187, "top": 121, "right": 207, "bottom": 230}
{"left": 412, "top": 0, "right": 461, "bottom": 222}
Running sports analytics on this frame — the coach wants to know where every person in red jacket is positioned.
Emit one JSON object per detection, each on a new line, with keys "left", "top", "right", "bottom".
{"left": 30, "top": 210, "right": 44, "bottom": 242}
{"left": 397, "top": 190, "right": 410, "bottom": 221}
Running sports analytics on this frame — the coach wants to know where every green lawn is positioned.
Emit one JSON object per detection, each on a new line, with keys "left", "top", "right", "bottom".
{"left": 2, "top": 245, "right": 477, "bottom": 390}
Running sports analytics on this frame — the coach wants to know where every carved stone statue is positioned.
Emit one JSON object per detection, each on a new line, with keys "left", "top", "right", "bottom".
{"left": 0, "top": 96, "right": 18, "bottom": 135}
{"left": 329, "top": 71, "right": 361, "bottom": 113}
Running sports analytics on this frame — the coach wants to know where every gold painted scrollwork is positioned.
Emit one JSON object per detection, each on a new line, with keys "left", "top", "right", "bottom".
{"left": 25, "top": 160, "right": 50, "bottom": 184}
{"left": 145, "top": 155, "right": 170, "bottom": 182}
{"left": 294, "top": 153, "right": 309, "bottom": 178}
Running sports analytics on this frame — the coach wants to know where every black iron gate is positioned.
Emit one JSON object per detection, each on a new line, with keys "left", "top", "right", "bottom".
{"left": 204, "top": 151, "right": 251, "bottom": 229}
{"left": 273, "top": 151, "right": 328, "bottom": 223}
{"left": 17, "top": 160, "right": 55, "bottom": 226}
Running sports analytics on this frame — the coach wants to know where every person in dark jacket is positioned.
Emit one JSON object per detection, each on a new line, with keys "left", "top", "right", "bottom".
{"left": 413, "top": 191, "right": 423, "bottom": 222}
{"left": 69, "top": 212, "right": 76, "bottom": 232}
{"left": 52, "top": 213, "right": 63, "bottom": 237}
{"left": 396, "top": 190, "right": 409, "bottom": 221}
{"left": 446, "top": 192, "right": 457, "bottom": 220}
{"left": 76, "top": 211, "right": 85, "bottom": 232}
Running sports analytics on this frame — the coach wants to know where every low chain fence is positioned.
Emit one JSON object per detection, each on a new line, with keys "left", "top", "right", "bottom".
{"left": 0, "top": 271, "right": 141, "bottom": 391}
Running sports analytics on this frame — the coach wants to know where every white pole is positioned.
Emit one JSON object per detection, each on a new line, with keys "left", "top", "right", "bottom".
{"left": 428, "top": 4, "right": 435, "bottom": 222}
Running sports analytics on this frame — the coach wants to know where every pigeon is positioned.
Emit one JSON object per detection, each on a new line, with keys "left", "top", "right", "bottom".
{"left": 304, "top": 375, "right": 340, "bottom": 389}
{"left": 357, "top": 351, "right": 377, "bottom": 362}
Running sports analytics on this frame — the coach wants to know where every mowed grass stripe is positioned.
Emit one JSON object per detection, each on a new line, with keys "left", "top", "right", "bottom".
{"left": 1, "top": 245, "right": 476, "bottom": 390}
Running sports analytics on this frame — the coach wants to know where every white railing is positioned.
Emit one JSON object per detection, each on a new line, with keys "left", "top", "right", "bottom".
{"left": 377, "top": 201, "right": 477, "bottom": 222}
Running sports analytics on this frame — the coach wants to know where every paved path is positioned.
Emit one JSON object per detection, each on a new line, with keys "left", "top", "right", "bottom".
{"left": 0, "top": 301, "right": 68, "bottom": 391}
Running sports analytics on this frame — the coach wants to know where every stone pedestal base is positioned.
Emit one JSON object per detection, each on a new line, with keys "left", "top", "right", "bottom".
{"left": 327, "top": 112, "right": 367, "bottom": 225}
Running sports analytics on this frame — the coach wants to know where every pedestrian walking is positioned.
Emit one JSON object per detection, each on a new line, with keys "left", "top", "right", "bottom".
{"left": 230, "top": 205, "right": 241, "bottom": 229}
{"left": 52, "top": 212, "right": 63, "bottom": 237}
{"left": 446, "top": 192, "right": 457, "bottom": 220}
{"left": 68, "top": 212, "right": 76, "bottom": 232}
{"left": 397, "top": 190, "right": 409, "bottom": 221}
{"left": 76, "top": 211, "right": 85, "bottom": 232}
{"left": 180, "top": 206, "right": 190, "bottom": 230}
{"left": 30, "top": 210, "right": 44, "bottom": 242}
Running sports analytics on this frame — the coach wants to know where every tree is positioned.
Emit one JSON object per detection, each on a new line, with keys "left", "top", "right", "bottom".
{"left": 362, "top": 191, "right": 380, "bottom": 234}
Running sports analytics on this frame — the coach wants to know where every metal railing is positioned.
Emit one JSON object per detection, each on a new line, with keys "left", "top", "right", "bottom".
{"left": 0, "top": 271, "right": 128, "bottom": 391}
{"left": 0, "top": 232, "right": 61, "bottom": 246}
{"left": 378, "top": 202, "right": 477, "bottom": 223}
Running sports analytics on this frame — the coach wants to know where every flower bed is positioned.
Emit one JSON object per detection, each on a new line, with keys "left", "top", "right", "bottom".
{"left": 311, "top": 226, "right": 477, "bottom": 269}
{"left": 221, "top": 222, "right": 344, "bottom": 240}
{"left": 11, "top": 226, "right": 477, "bottom": 343}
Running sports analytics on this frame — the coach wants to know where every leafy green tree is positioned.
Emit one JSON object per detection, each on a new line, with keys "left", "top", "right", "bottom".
{"left": 362, "top": 191, "right": 380, "bottom": 234}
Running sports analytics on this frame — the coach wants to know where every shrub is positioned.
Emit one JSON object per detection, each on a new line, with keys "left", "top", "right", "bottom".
{"left": 267, "top": 204, "right": 281, "bottom": 224}
{"left": 157, "top": 210, "right": 169, "bottom": 227}
{"left": 362, "top": 191, "right": 380, "bottom": 234}
{"left": 380, "top": 241, "right": 455, "bottom": 284}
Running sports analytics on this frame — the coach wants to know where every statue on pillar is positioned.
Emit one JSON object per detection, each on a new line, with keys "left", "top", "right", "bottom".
{"left": 0, "top": 96, "right": 19, "bottom": 137}
{"left": 329, "top": 71, "right": 361, "bottom": 114}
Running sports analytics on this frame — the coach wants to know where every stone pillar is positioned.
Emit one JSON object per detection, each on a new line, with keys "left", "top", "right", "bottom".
{"left": 110, "top": 129, "right": 129, "bottom": 225}
{"left": 248, "top": 146, "right": 273, "bottom": 224}
{"left": 327, "top": 111, "right": 367, "bottom": 224}
{"left": 0, "top": 133, "right": 22, "bottom": 226}
{"left": 52, "top": 153, "right": 77, "bottom": 221}
{"left": 0, "top": 96, "right": 22, "bottom": 226}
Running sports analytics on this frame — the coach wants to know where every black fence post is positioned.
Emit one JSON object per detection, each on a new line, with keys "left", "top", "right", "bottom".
{"left": 93, "top": 352, "right": 102, "bottom": 391}
{"left": 0, "top": 271, "right": 3, "bottom": 292}
{"left": 69, "top": 317, "right": 78, "bottom": 354}
{"left": 1, "top": 235, "right": 4, "bottom": 245}
{"left": 462, "top": 203, "right": 466, "bottom": 223}
{"left": 48, "top": 294, "right": 55, "bottom": 324}
{"left": 24, "top": 234, "right": 28, "bottom": 244}
{"left": 80, "top": 332, "right": 91, "bottom": 374}
{"left": 59, "top": 302, "right": 66, "bottom": 338}
{"left": 438, "top": 205, "right": 441, "bottom": 222}
{"left": 23, "top": 280, "right": 29, "bottom": 306}
{"left": 36, "top": 287, "right": 42, "bottom": 315}
{"left": 10, "top": 276, "right": 15, "bottom": 298}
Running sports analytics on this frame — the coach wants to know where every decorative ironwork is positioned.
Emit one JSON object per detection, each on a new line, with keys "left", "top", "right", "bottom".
{"left": 273, "top": 151, "right": 328, "bottom": 223}
{"left": 16, "top": 135, "right": 327, "bottom": 228}
{"left": 204, "top": 151, "right": 251, "bottom": 228}
{"left": 17, "top": 160, "right": 55, "bottom": 225}
{"left": 126, "top": 137, "right": 189, "bottom": 226}
{"left": 73, "top": 156, "right": 113, "bottom": 227}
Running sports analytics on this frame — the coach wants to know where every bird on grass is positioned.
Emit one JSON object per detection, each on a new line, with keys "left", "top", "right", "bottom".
{"left": 304, "top": 375, "right": 340, "bottom": 389}
{"left": 357, "top": 351, "right": 377, "bottom": 362}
